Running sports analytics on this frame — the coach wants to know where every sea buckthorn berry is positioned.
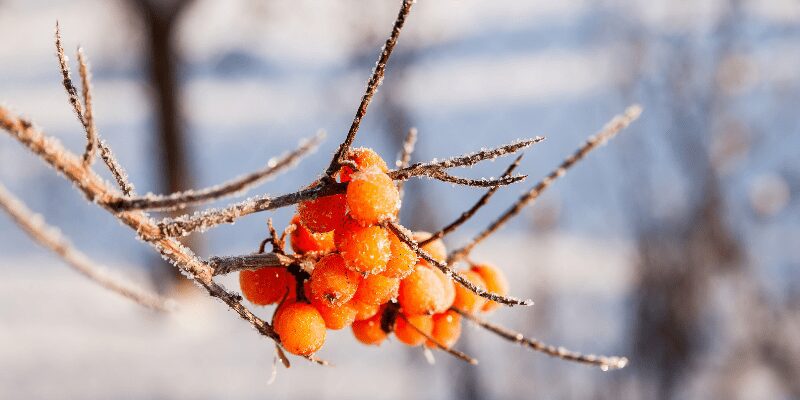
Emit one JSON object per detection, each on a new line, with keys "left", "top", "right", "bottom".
{"left": 350, "top": 298, "right": 381, "bottom": 321}
{"left": 471, "top": 263, "right": 509, "bottom": 313}
{"left": 311, "top": 299, "right": 357, "bottom": 330}
{"left": 337, "top": 218, "right": 391, "bottom": 275}
{"left": 297, "top": 186, "right": 346, "bottom": 233}
{"left": 452, "top": 270, "right": 488, "bottom": 314}
{"left": 426, "top": 310, "right": 462, "bottom": 348}
{"left": 383, "top": 225, "right": 417, "bottom": 279}
{"left": 398, "top": 264, "right": 446, "bottom": 315}
{"left": 346, "top": 168, "right": 399, "bottom": 225}
{"left": 353, "top": 273, "right": 400, "bottom": 306}
{"left": 352, "top": 312, "right": 388, "bottom": 346}
{"left": 338, "top": 147, "right": 389, "bottom": 183}
{"left": 309, "top": 254, "right": 361, "bottom": 306}
{"left": 289, "top": 215, "right": 335, "bottom": 254}
{"left": 394, "top": 314, "right": 433, "bottom": 346}
{"left": 432, "top": 267, "right": 456, "bottom": 313}
{"left": 239, "top": 267, "right": 294, "bottom": 305}
{"left": 412, "top": 231, "right": 447, "bottom": 263}
{"left": 273, "top": 302, "right": 326, "bottom": 356}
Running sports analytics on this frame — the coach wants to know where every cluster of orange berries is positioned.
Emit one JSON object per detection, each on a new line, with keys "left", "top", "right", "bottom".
{"left": 239, "top": 148, "right": 509, "bottom": 357}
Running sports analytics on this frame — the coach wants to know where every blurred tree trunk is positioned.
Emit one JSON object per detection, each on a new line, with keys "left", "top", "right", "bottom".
{"left": 129, "top": 0, "right": 198, "bottom": 294}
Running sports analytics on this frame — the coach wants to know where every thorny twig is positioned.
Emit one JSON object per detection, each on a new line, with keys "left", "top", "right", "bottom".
{"left": 325, "top": 0, "right": 415, "bottom": 179}
{"left": 0, "top": 182, "right": 171, "bottom": 311}
{"left": 420, "top": 155, "right": 524, "bottom": 246}
{"left": 397, "top": 313, "right": 478, "bottom": 365}
{"left": 384, "top": 221, "right": 534, "bottom": 307}
{"left": 396, "top": 127, "right": 417, "bottom": 199}
{"left": 448, "top": 105, "right": 642, "bottom": 263}
{"left": 109, "top": 132, "right": 325, "bottom": 212}
{"left": 453, "top": 307, "right": 629, "bottom": 371}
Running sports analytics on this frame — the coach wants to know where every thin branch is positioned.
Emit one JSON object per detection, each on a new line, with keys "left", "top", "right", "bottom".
{"left": 208, "top": 253, "right": 310, "bottom": 276}
{"left": 426, "top": 168, "right": 526, "bottom": 188}
{"left": 396, "top": 127, "right": 417, "bottom": 199}
{"left": 324, "top": 0, "right": 415, "bottom": 178}
{"left": 76, "top": 47, "right": 97, "bottom": 167}
{"left": 98, "top": 139, "right": 136, "bottom": 196}
{"left": 54, "top": 22, "right": 86, "bottom": 129}
{"left": 448, "top": 105, "right": 642, "bottom": 263}
{"left": 0, "top": 182, "right": 171, "bottom": 311}
{"left": 109, "top": 132, "right": 324, "bottom": 211}
{"left": 389, "top": 136, "right": 544, "bottom": 181}
{"left": 420, "top": 154, "right": 523, "bottom": 246}
{"left": 384, "top": 221, "right": 533, "bottom": 307}
{"left": 397, "top": 313, "right": 478, "bottom": 365}
{"left": 453, "top": 307, "right": 629, "bottom": 371}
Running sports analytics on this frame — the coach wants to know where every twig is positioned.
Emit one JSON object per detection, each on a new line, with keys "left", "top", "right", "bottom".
{"left": 389, "top": 137, "right": 543, "bottom": 181}
{"left": 54, "top": 22, "right": 85, "bottom": 130}
{"left": 426, "top": 169, "right": 526, "bottom": 188}
{"left": 397, "top": 313, "right": 478, "bottom": 365}
{"left": 0, "top": 182, "right": 171, "bottom": 311}
{"left": 396, "top": 127, "right": 417, "bottom": 199}
{"left": 98, "top": 139, "right": 136, "bottom": 196}
{"left": 109, "top": 132, "right": 324, "bottom": 211}
{"left": 384, "top": 221, "right": 533, "bottom": 307}
{"left": 76, "top": 47, "right": 97, "bottom": 167}
{"left": 208, "top": 253, "right": 309, "bottom": 276}
{"left": 453, "top": 307, "right": 629, "bottom": 371}
{"left": 421, "top": 155, "right": 523, "bottom": 246}
{"left": 448, "top": 106, "right": 642, "bottom": 263}
{"left": 325, "top": 0, "right": 415, "bottom": 178}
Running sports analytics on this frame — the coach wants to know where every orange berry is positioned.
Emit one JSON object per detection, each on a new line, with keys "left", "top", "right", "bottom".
{"left": 311, "top": 299, "right": 357, "bottom": 330}
{"left": 346, "top": 168, "right": 399, "bottom": 225}
{"left": 383, "top": 225, "right": 417, "bottom": 279}
{"left": 350, "top": 298, "right": 381, "bottom": 321}
{"left": 452, "top": 270, "right": 487, "bottom": 314}
{"left": 426, "top": 310, "right": 462, "bottom": 348}
{"left": 273, "top": 302, "right": 326, "bottom": 356}
{"left": 289, "top": 215, "right": 335, "bottom": 254}
{"left": 309, "top": 254, "right": 361, "bottom": 306}
{"left": 338, "top": 147, "right": 389, "bottom": 183}
{"left": 353, "top": 273, "right": 400, "bottom": 305}
{"left": 412, "top": 231, "right": 447, "bottom": 263}
{"left": 398, "top": 264, "right": 446, "bottom": 315}
{"left": 432, "top": 266, "right": 456, "bottom": 313}
{"left": 471, "top": 263, "right": 509, "bottom": 313}
{"left": 239, "top": 267, "right": 294, "bottom": 305}
{"left": 394, "top": 314, "right": 433, "bottom": 346}
{"left": 336, "top": 218, "right": 391, "bottom": 275}
{"left": 351, "top": 311, "right": 387, "bottom": 346}
{"left": 297, "top": 186, "right": 346, "bottom": 233}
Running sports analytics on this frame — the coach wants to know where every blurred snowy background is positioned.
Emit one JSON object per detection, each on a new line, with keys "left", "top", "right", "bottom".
{"left": 1, "top": 0, "right": 799, "bottom": 399}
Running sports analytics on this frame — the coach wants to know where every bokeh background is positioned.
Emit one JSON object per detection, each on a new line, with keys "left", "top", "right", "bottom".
{"left": 1, "top": 0, "right": 799, "bottom": 399}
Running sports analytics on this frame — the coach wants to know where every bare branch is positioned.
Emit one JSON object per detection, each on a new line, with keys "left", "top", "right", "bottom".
{"left": 421, "top": 155, "right": 523, "bottom": 246}
{"left": 76, "top": 47, "right": 97, "bottom": 167}
{"left": 389, "top": 136, "right": 544, "bottom": 181}
{"left": 324, "top": 0, "right": 415, "bottom": 178}
{"left": 109, "top": 132, "right": 324, "bottom": 212}
{"left": 208, "top": 253, "right": 311, "bottom": 276}
{"left": 54, "top": 22, "right": 86, "bottom": 129}
{"left": 397, "top": 313, "right": 478, "bottom": 365}
{"left": 453, "top": 307, "right": 629, "bottom": 371}
{"left": 448, "top": 106, "right": 642, "bottom": 263}
{"left": 98, "top": 139, "right": 136, "bottom": 196}
{"left": 396, "top": 127, "right": 417, "bottom": 199}
{"left": 0, "top": 182, "right": 171, "bottom": 311}
{"left": 384, "top": 221, "right": 533, "bottom": 307}
{"left": 426, "top": 168, "right": 526, "bottom": 188}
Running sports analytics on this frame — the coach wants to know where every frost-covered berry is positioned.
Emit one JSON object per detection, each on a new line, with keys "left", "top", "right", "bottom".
{"left": 352, "top": 273, "right": 400, "bottom": 306}
{"left": 350, "top": 298, "right": 381, "bottom": 321}
{"left": 471, "top": 263, "right": 508, "bottom": 313}
{"left": 351, "top": 311, "right": 387, "bottom": 346}
{"left": 383, "top": 225, "right": 417, "bottom": 279}
{"left": 239, "top": 267, "right": 294, "bottom": 305}
{"left": 394, "top": 314, "right": 433, "bottom": 346}
{"left": 412, "top": 231, "right": 447, "bottom": 263}
{"left": 346, "top": 168, "right": 399, "bottom": 225}
{"left": 309, "top": 254, "right": 361, "bottom": 306}
{"left": 398, "top": 264, "right": 446, "bottom": 315}
{"left": 432, "top": 266, "right": 456, "bottom": 313}
{"left": 336, "top": 218, "right": 391, "bottom": 275}
{"left": 297, "top": 185, "right": 346, "bottom": 233}
{"left": 289, "top": 215, "right": 335, "bottom": 254}
{"left": 273, "top": 301, "right": 326, "bottom": 356}
{"left": 337, "top": 147, "right": 389, "bottom": 183}
{"left": 452, "top": 270, "right": 487, "bottom": 314}
{"left": 426, "top": 310, "right": 462, "bottom": 348}
{"left": 311, "top": 298, "right": 357, "bottom": 330}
